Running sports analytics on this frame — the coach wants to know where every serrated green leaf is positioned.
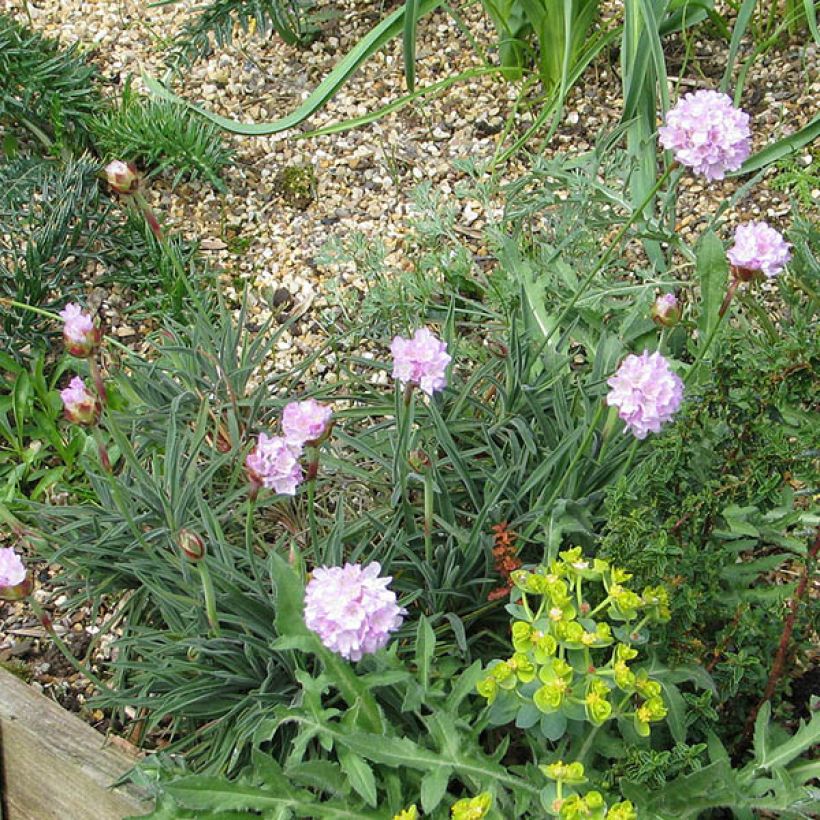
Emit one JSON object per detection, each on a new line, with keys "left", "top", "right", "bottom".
{"left": 420, "top": 765, "right": 451, "bottom": 813}
{"left": 338, "top": 748, "right": 378, "bottom": 807}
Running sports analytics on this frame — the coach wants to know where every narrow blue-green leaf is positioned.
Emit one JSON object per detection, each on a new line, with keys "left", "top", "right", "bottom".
{"left": 415, "top": 614, "right": 436, "bottom": 691}
{"left": 720, "top": 0, "right": 757, "bottom": 92}
{"left": 730, "top": 116, "right": 820, "bottom": 177}
{"left": 804, "top": 0, "right": 820, "bottom": 45}
{"left": 300, "top": 67, "right": 497, "bottom": 138}
{"left": 403, "top": 0, "right": 420, "bottom": 92}
{"left": 144, "top": 0, "right": 442, "bottom": 135}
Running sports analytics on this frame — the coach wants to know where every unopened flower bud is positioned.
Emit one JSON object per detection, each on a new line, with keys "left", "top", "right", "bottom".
{"left": 0, "top": 547, "right": 31, "bottom": 601}
{"left": 650, "top": 293, "right": 680, "bottom": 327}
{"left": 59, "top": 302, "right": 102, "bottom": 358}
{"left": 60, "top": 376, "right": 100, "bottom": 426}
{"left": 104, "top": 160, "right": 139, "bottom": 195}
{"left": 177, "top": 529, "right": 206, "bottom": 561}
{"left": 408, "top": 448, "right": 431, "bottom": 471}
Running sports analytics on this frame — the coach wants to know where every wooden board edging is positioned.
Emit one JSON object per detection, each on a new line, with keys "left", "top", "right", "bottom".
{"left": 0, "top": 668, "right": 153, "bottom": 819}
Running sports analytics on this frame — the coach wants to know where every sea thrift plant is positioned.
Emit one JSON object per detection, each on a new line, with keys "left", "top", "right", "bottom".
{"left": 282, "top": 399, "right": 333, "bottom": 447}
{"left": 727, "top": 221, "right": 791, "bottom": 279}
{"left": 650, "top": 293, "right": 680, "bottom": 327}
{"left": 59, "top": 302, "right": 101, "bottom": 357}
{"left": 659, "top": 90, "right": 751, "bottom": 181}
{"left": 245, "top": 433, "right": 303, "bottom": 495}
{"left": 477, "top": 548, "right": 670, "bottom": 743}
{"left": 104, "top": 159, "right": 139, "bottom": 195}
{"left": 60, "top": 376, "right": 100, "bottom": 426}
{"left": 303, "top": 562, "right": 404, "bottom": 661}
{"left": 606, "top": 351, "right": 684, "bottom": 439}
{"left": 391, "top": 327, "right": 451, "bottom": 396}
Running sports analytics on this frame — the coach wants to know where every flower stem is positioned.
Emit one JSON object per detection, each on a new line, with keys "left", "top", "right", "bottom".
{"left": 423, "top": 468, "right": 434, "bottom": 564}
{"left": 91, "top": 426, "right": 112, "bottom": 473}
{"left": 27, "top": 596, "right": 113, "bottom": 694}
{"left": 245, "top": 496, "right": 259, "bottom": 584}
{"left": 540, "top": 165, "right": 674, "bottom": 352}
{"left": 686, "top": 278, "right": 738, "bottom": 385}
{"left": 305, "top": 449, "right": 320, "bottom": 552}
{"left": 536, "top": 400, "right": 606, "bottom": 518}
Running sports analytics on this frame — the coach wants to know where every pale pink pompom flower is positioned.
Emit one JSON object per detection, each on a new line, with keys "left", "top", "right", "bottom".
{"left": 727, "top": 221, "right": 791, "bottom": 279}
{"left": 390, "top": 327, "right": 451, "bottom": 396}
{"left": 304, "top": 562, "right": 405, "bottom": 661}
{"left": 245, "top": 433, "right": 303, "bottom": 495}
{"left": 0, "top": 548, "right": 26, "bottom": 588}
{"left": 659, "top": 90, "right": 751, "bottom": 181}
{"left": 282, "top": 399, "right": 333, "bottom": 448}
{"left": 606, "top": 351, "right": 684, "bottom": 440}
{"left": 60, "top": 376, "right": 99, "bottom": 426}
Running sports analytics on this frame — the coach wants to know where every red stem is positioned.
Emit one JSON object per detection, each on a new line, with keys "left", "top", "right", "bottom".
{"left": 741, "top": 527, "right": 820, "bottom": 744}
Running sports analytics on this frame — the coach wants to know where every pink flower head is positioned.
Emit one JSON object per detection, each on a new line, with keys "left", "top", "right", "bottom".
{"left": 0, "top": 548, "right": 26, "bottom": 588}
{"left": 60, "top": 376, "right": 99, "bottom": 426}
{"left": 390, "top": 328, "right": 451, "bottom": 396}
{"left": 659, "top": 90, "right": 751, "bottom": 181}
{"left": 606, "top": 351, "right": 684, "bottom": 440}
{"left": 727, "top": 221, "right": 791, "bottom": 279}
{"left": 245, "top": 433, "right": 303, "bottom": 495}
{"left": 282, "top": 399, "right": 333, "bottom": 447}
{"left": 0, "top": 547, "right": 30, "bottom": 601}
{"left": 650, "top": 293, "right": 680, "bottom": 327}
{"left": 59, "top": 302, "right": 100, "bottom": 357}
{"left": 104, "top": 160, "right": 139, "bottom": 195}
{"left": 304, "top": 562, "right": 404, "bottom": 661}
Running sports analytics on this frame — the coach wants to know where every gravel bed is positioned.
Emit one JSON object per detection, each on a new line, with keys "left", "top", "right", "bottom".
{"left": 1, "top": 0, "right": 817, "bottom": 719}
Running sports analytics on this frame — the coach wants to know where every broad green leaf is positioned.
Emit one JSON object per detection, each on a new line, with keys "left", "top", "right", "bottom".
{"left": 751, "top": 701, "right": 820, "bottom": 772}
{"left": 695, "top": 230, "right": 728, "bottom": 347}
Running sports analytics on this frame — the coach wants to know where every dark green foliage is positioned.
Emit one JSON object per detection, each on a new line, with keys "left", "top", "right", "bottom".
{"left": 0, "top": 154, "right": 203, "bottom": 358}
{"left": 0, "top": 13, "right": 102, "bottom": 152}
{"left": 0, "top": 351, "right": 89, "bottom": 505}
{"left": 90, "top": 85, "right": 234, "bottom": 190}
{"left": 0, "top": 155, "right": 112, "bottom": 354}
{"left": 599, "top": 234, "right": 819, "bottom": 741}
{"left": 168, "top": 0, "right": 316, "bottom": 68}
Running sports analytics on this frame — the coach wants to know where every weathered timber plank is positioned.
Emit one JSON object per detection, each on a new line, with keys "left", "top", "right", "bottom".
{"left": 0, "top": 668, "right": 152, "bottom": 819}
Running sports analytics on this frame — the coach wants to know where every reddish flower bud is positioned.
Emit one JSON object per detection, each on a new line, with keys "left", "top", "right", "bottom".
{"left": 60, "top": 377, "right": 100, "bottom": 426}
{"left": 650, "top": 293, "right": 680, "bottom": 328}
{"left": 104, "top": 160, "right": 139, "bottom": 195}
{"left": 177, "top": 529, "right": 206, "bottom": 561}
